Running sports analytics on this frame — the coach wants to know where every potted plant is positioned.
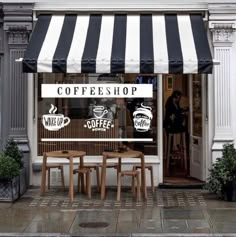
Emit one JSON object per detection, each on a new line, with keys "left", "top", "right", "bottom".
{"left": 0, "top": 153, "right": 20, "bottom": 201}
{"left": 205, "top": 144, "right": 236, "bottom": 201}
{"left": 4, "top": 139, "right": 27, "bottom": 196}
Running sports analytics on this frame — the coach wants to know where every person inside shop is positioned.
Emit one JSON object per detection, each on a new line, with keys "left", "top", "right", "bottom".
{"left": 164, "top": 90, "right": 188, "bottom": 134}
{"left": 164, "top": 90, "right": 189, "bottom": 164}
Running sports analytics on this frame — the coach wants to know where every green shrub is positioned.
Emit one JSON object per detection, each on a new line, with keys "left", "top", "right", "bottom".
{"left": 0, "top": 153, "right": 20, "bottom": 180}
{"left": 205, "top": 144, "right": 236, "bottom": 197}
{"left": 4, "top": 139, "right": 23, "bottom": 168}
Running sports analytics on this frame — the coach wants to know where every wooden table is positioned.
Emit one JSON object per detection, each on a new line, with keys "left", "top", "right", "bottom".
{"left": 101, "top": 150, "right": 147, "bottom": 200}
{"left": 40, "top": 150, "right": 86, "bottom": 202}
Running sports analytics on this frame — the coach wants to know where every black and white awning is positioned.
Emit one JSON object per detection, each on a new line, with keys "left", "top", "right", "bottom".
{"left": 22, "top": 14, "right": 213, "bottom": 74}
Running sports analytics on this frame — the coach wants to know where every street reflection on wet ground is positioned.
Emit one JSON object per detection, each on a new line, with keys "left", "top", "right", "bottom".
{"left": 0, "top": 188, "right": 236, "bottom": 235}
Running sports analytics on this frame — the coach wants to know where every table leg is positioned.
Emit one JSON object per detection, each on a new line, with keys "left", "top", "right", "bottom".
{"left": 80, "top": 155, "right": 85, "bottom": 193}
{"left": 117, "top": 157, "right": 121, "bottom": 183}
{"left": 141, "top": 153, "right": 147, "bottom": 199}
{"left": 118, "top": 158, "right": 121, "bottom": 172}
{"left": 69, "top": 157, "right": 74, "bottom": 202}
{"left": 40, "top": 153, "right": 47, "bottom": 195}
{"left": 100, "top": 156, "right": 107, "bottom": 200}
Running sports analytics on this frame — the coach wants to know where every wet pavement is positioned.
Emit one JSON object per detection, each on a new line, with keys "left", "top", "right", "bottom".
{"left": 0, "top": 188, "right": 236, "bottom": 236}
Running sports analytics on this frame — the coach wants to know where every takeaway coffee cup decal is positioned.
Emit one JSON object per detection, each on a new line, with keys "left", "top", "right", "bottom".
{"left": 42, "top": 104, "right": 70, "bottom": 131}
{"left": 133, "top": 103, "right": 153, "bottom": 132}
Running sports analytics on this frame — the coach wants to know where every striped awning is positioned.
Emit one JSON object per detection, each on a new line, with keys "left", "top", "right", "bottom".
{"left": 22, "top": 14, "right": 213, "bottom": 74}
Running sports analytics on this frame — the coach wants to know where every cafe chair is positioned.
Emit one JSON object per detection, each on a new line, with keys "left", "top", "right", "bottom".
{"left": 132, "top": 164, "right": 155, "bottom": 193}
{"left": 83, "top": 163, "right": 100, "bottom": 192}
{"left": 46, "top": 164, "right": 65, "bottom": 191}
{"left": 73, "top": 168, "right": 91, "bottom": 198}
{"left": 117, "top": 170, "right": 141, "bottom": 202}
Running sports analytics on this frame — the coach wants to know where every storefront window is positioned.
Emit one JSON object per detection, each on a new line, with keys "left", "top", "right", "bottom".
{"left": 37, "top": 74, "right": 158, "bottom": 156}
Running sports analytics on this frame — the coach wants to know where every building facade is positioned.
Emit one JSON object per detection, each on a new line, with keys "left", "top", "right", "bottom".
{"left": 0, "top": 0, "right": 236, "bottom": 187}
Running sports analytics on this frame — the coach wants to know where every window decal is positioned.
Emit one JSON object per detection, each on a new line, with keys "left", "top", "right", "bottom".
{"left": 42, "top": 104, "right": 70, "bottom": 131}
{"left": 133, "top": 103, "right": 153, "bottom": 132}
{"left": 84, "top": 105, "right": 114, "bottom": 132}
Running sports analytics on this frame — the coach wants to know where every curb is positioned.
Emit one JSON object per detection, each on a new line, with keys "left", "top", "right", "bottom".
{"left": 1, "top": 234, "right": 236, "bottom": 237}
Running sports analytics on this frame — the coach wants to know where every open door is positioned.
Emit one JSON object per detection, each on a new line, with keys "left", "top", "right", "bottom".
{"left": 189, "top": 74, "right": 206, "bottom": 181}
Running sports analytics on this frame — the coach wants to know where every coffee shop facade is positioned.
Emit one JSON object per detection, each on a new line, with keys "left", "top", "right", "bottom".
{"left": 0, "top": 0, "right": 236, "bottom": 187}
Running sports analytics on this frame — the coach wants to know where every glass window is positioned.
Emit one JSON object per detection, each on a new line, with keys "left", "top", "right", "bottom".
{"left": 192, "top": 75, "right": 202, "bottom": 137}
{"left": 37, "top": 73, "right": 158, "bottom": 156}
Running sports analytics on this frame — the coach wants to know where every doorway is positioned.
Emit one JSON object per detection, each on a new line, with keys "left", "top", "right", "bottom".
{"left": 162, "top": 74, "right": 206, "bottom": 185}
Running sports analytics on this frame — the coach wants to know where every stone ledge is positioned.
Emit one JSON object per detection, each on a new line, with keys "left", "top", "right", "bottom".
{"left": 32, "top": 155, "right": 160, "bottom": 172}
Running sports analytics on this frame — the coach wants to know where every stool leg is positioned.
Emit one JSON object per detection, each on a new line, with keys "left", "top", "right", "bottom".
{"left": 166, "top": 134, "right": 171, "bottom": 176}
{"left": 165, "top": 132, "right": 168, "bottom": 159}
{"left": 117, "top": 173, "right": 122, "bottom": 201}
{"left": 136, "top": 173, "right": 141, "bottom": 202}
{"left": 131, "top": 166, "right": 136, "bottom": 196}
{"left": 132, "top": 175, "right": 136, "bottom": 198}
{"left": 78, "top": 173, "right": 81, "bottom": 193}
{"left": 116, "top": 166, "right": 119, "bottom": 184}
{"left": 149, "top": 167, "right": 154, "bottom": 193}
{"left": 86, "top": 171, "right": 91, "bottom": 199}
{"left": 60, "top": 166, "right": 65, "bottom": 191}
{"left": 47, "top": 168, "right": 50, "bottom": 190}
{"left": 95, "top": 166, "right": 100, "bottom": 192}
{"left": 117, "top": 158, "right": 121, "bottom": 183}
{"left": 179, "top": 134, "right": 184, "bottom": 168}
{"left": 182, "top": 133, "right": 187, "bottom": 173}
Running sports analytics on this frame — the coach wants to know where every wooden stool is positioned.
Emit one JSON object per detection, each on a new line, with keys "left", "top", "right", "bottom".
{"left": 46, "top": 164, "right": 65, "bottom": 191}
{"left": 133, "top": 165, "right": 154, "bottom": 193}
{"left": 83, "top": 164, "right": 100, "bottom": 192}
{"left": 117, "top": 170, "right": 141, "bottom": 202}
{"left": 166, "top": 132, "right": 187, "bottom": 176}
{"left": 73, "top": 168, "right": 91, "bottom": 198}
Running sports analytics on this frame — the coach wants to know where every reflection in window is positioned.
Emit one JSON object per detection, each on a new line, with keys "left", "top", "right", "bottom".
{"left": 37, "top": 74, "right": 158, "bottom": 156}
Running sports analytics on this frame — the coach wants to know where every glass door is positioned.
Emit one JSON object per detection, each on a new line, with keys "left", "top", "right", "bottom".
{"left": 189, "top": 74, "right": 206, "bottom": 181}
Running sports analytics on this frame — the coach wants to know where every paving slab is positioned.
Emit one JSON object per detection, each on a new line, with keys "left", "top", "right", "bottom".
{"left": 212, "top": 222, "right": 236, "bottom": 233}
{"left": 116, "top": 221, "right": 139, "bottom": 233}
{"left": 138, "top": 219, "right": 162, "bottom": 233}
{"left": 162, "top": 219, "right": 189, "bottom": 233}
{"left": 187, "top": 220, "right": 211, "bottom": 233}
{"left": 161, "top": 208, "right": 206, "bottom": 220}
{"left": 136, "top": 207, "right": 161, "bottom": 221}
{"left": 24, "top": 220, "right": 72, "bottom": 233}
{"left": 208, "top": 210, "right": 236, "bottom": 223}
{"left": 118, "top": 210, "right": 138, "bottom": 222}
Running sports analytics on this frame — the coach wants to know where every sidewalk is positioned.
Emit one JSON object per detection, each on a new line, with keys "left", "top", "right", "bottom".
{"left": 1, "top": 188, "right": 236, "bottom": 236}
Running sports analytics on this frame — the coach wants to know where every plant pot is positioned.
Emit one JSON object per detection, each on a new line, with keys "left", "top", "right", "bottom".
{"left": 224, "top": 181, "right": 236, "bottom": 202}
{"left": 0, "top": 176, "right": 20, "bottom": 202}
{"left": 233, "top": 180, "right": 236, "bottom": 201}
{"left": 19, "top": 168, "right": 27, "bottom": 196}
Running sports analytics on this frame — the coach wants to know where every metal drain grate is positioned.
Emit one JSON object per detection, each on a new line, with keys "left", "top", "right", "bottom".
{"left": 79, "top": 222, "right": 109, "bottom": 228}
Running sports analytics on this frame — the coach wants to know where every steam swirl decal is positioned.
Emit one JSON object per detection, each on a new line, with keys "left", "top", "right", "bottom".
{"left": 49, "top": 104, "right": 57, "bottom": 114}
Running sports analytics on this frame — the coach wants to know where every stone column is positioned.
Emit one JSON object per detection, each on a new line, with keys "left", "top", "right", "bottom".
{"left": 209, "top": 21, "right": 236, "bottom": 160}
{"left": 0, "top": 5, "right": 3, "bottom": 148}
{"left": 3, "top": 3, "right": 32, "bottom": 141}
{"left": 2, "top": 3, "right": 32, "bottom": 184}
